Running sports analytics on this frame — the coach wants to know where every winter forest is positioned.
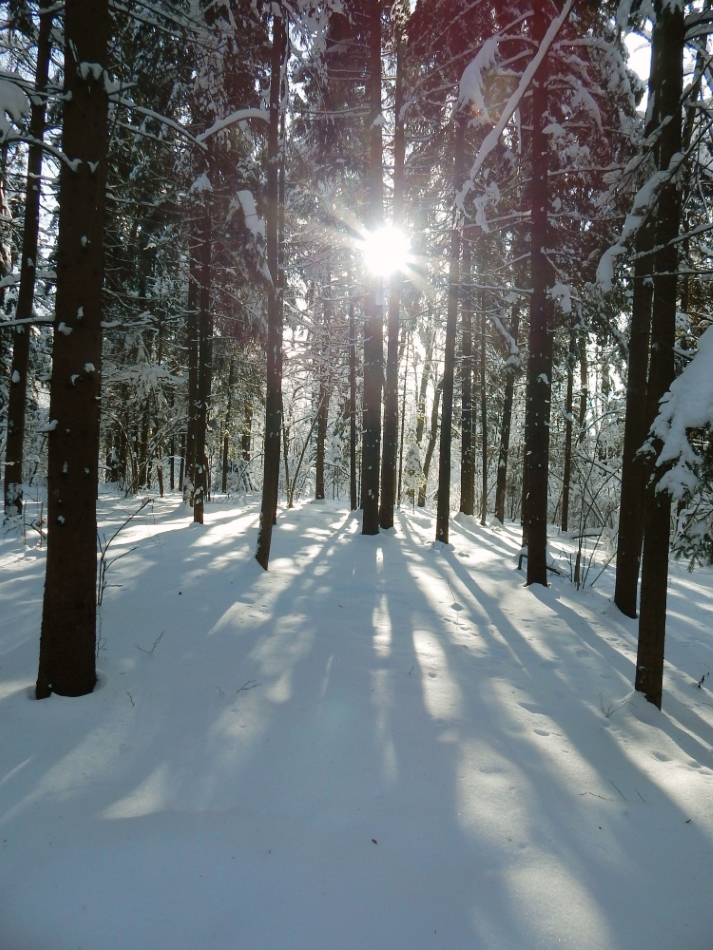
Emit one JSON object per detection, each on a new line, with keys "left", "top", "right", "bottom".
{"left": 2, "top": 0, "right": 713, "bottom": 947}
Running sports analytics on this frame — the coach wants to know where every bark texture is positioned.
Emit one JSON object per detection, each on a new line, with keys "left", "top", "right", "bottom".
{"left": 524, "top": 0, "right": 554, "bottom": 586}
{"left": 361, "top": 0, "right": 384, "bottom": 535}
{"left": 379, "top": 22, "right": 405, "bottom": 529}
{"left": 636, "top": 2, "right": 684, "bottom": 709}
{"left": 193, "top": 176, "right": 212, "bottom": 524}
{"left": 36, "top": 0, "right": 109, "bottom": 698}
{"left": 495, "top": 305, "right": 520, "bottom": 524}
{"left": 459, "top": 233, "right": 475, "bottom": 516}
{"left": 255, "top": 9, "right": 286, "bottom": 569}
{"left": 435, "top": 116, "right": 465, "bottom": 544}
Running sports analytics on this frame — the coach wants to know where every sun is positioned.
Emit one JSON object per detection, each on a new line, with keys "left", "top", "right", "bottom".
{"left": 362, "top": 225, "right": 410, "bottom": 277}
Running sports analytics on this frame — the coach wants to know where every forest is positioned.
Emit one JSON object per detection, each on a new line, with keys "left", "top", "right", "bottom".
{"left": 1, "top": 1, "right": 713, "bottom": 947}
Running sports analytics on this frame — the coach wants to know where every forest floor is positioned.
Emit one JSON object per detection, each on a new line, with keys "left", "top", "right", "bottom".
{"left": 1, "top": 492, "right": 713, "bottom": 950}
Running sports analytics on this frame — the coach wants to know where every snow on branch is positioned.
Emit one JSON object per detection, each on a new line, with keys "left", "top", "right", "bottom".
{"left": 595, "top": 153, "right": 686, "bottom": 293}
{"left": 0, "top": 76, "right": 29, "bottom": 142}
{"left": 457, "top": 0, "right": 575, "bottom": 210}
{"left": 114, "top": 97, "right": 204, "bottom": 148}
{"left": 490, "top": 311, "right": 522, "bottom": 368}
{"left": 649, "top": 324, "right": 713, "bottom": 500}
{"left": 458, "top": 36, "right": 500, "bottom": 119}
{"left": 196, "top": 108, "right": 269, "bottom": 143}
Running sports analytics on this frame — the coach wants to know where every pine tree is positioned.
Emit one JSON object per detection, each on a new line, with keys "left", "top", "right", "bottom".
{"left": 36, "top": 0, "right": 110, "bottom": 698}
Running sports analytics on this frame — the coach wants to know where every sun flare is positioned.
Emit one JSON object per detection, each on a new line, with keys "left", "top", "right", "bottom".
{"left": 362, "top": 226, "right": 410, "bottom": 277}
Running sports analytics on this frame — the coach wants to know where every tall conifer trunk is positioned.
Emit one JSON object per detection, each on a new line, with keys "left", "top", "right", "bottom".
{"left": 379, "top": 20, "right": 405, "bottom": 529}
{"left": 397, "top": 331, "right": 410, "bottom": 506}
{"left": 193, "top": 175, "right": 212, "bottom": 524}
{"left": 315, "top": 264, "right": 331, "bottom": 500}
{"left": 361, "top": 0, "right": 384, "bottom": 535}
{"left": 636, "top": 1, "right": 684, "bottom": 709}
{"left": 460, "top": 232, "right": 475, "bottom": 516}
{"left": 4, "top": 0, "right": 53, "bottom": 518}
{"left": 495, "top": 305, "right": 519, "bottom": 524}
{"left": 349, "top": 295, "right": 358, "bottom": 510}
{"left": 614, "top": 225, "right": 654, "bottom": 615}
{"left": 524, "top": 0, "right": 554, "bottom": 586}
{"left": 614, "top": 19, "right": 662, "bottom": 618}
{"left": 435, "top": 115, "right": 465, "bottom": 543}
{"left": 420, "top": 376, "right": 443, "bottom": 508}
{"left": 36, "top": 0, "right": 109, "bottom": 699}
{"left": 561, "top": 326, "right": 576, "bottom": 532}
{"left": 185, "top": 255, "right": 199, "bottom": 502}
{"left": 480, "top": 298, "right": 488, "bottom": 525}
{"left": 221, "top": 356, "right": 234, "bottom": 493}
{"left": 256, "top": 7, "right": 286, "bottom": 569}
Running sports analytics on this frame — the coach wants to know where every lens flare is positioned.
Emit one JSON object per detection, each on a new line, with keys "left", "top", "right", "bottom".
{"left": 362, "top": 226, "right": 410, "bottom": 277}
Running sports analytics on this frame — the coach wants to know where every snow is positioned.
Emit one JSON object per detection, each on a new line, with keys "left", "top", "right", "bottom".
{"left": 458, "top": 37, "right": 500, "bottom": 119}
{"left": 189, "top": 172, "right": 212, "bottom": 194}
{"left": 549, "top": 281, "right": 573, "bottom": 314}
{"left": 233, "top": 189, "right": 265, "bottom": 242}
{"left": 596, "top": 168, "right": 670, "bottom": 293}
{"left": 196, "top": 108, "right": 270, "bottom": 143}
{"left": 79, "top": 62, "right": 104, "bottom": 82}
{"left": 0, "top": 76, "right": 29, "bottom": 141}
{"left": 1, "top": 495, "right": 713, "bottom": 949}
{"left": 650, "top": 323, "right": 713, "bottom": 498}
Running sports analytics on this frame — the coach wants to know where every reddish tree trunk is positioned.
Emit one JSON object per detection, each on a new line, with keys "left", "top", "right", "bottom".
{"left": 435, "top": 115, "right": 465, "bottom": 543}
{"left": 524, "top": 0, "right": 555, "bottom": 586}
{"left": 256, "top": 8, "right": 286, "bottom": 569}
{"left": 36, "top": 0, "right": 109, "bottom": 698}
{"left": 379, "top": 22, "right": 405, "bottom": 529}
{"left": 636, "top": 1, "right": 684, "bottom": 709}
{"left": 361, "top": 0, "right": 384, "bottom": 535}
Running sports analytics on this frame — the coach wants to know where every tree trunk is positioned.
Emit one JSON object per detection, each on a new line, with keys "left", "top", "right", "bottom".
{"left": 349, "top": 295, "right": 358, "bottom": 510}
{"left": 178, "top": 432, "right": 185, "bottom": 496}
{"left": 185, "top": 253, "right": 199, "bottom": 503}
{"left": 435, "top": 115, "right": 465, "bottom": 543}
{"left": 193, "top": 173, "right": 212, "bottom": 524}
{"left": 36, "top": 0, "right": 109, "bottom": 699}
{"left": 361, "top": 0, "right": 384, "bottom": 535}
{"left": 4, "top": 0, "right": 53, "bottom": 518}
{"left": 221, "top": 355, "right": 234, "bottom": 493}
{"left": 561, "top": 326, "right": 576, "bottom": 532}
{"left": 636, "top": 1, "right": 684, "bottom": 709}
{"left": 614, "top": 223, "right": 654, "bottom": 616}
{"left": 379, "top": 22, "right": 405, "bottom": 530}
{"left": 419, "top": 376, "right": 443, "bottom": 508}
{"left": 241, "top": 399, "right": 252, "bottom": 462}
{"left": 397, "top": 331, "right": 410, "bottom": 507}
{"left": 274, "top": 109, "right": 287, "bottom": 524}
{"left": 480, "top": 295, "right": 488, "bottom": 525}
{"left": 137, "top": 406, "right": 150, "bottom": 489}
{"left": 415, "top": 332, "right": 433, "bottom": 446}
{"left": 315, "top": 265, "right": 331, "bottom": 500}
{"left": 524, "top": 0, "right": 554, "bottom": 586}
{"left": 282, "top": 404, "right": 291, "bottom": 506}
{"left": 460, "top": 232, "right": 475, "bottom": 516}
{"left": 255, "top": 7, "right": 286, "bottom": 569}
{"left": 494, "top": 304, "right": 520, "bottom": 524}
{"left": 577, "top": 334, "right": 588, "bottom": 442}
{"left": 614, "top": 18, "right": 666, "bottom": 618}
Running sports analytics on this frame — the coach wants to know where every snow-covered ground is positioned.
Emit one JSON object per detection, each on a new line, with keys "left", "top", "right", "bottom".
{"left": 1, "top": 494, "right": 712, "bottom": 950}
